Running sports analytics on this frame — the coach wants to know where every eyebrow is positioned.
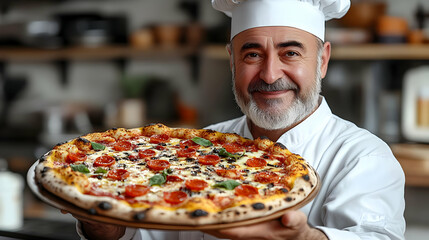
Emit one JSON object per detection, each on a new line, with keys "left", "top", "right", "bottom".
{"left": 240, "top": 40, "right": 305, "bottom": 53}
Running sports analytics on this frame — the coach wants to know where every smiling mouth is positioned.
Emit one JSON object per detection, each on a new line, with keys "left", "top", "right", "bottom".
{"left": 252, "top": 89, "right": 295, "bottom": 98}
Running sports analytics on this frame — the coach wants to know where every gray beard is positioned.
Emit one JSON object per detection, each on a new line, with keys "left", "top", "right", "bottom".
{"left": 232, "top": 62, "right": 322, "bottom": 131}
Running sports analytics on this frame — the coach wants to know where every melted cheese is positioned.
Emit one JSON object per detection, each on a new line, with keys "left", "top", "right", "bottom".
{"left": 75, "top": 136, "right": 305, "bottom": 207}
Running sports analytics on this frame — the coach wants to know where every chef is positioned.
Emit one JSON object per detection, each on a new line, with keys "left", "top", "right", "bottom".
{"left": 75, "top": 0, "right": 406, "bottom": 239}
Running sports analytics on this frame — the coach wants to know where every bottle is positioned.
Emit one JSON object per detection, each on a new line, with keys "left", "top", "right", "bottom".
{"left": 417, "top": 87, "right": 429, "bottom": 127}
{"left": 0, "top": 158, "right": 24, "bottom": 230}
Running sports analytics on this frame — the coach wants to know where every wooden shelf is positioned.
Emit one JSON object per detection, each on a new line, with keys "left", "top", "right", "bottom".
{"left": 1, "top": 44, "right": 429, "bottom": 62}
{"left": 391, "top": 144, "right": 429, "bottom": 187}
{"left": 202, "top": 44, "right": 429, "bottom": 61}
{"left": 2, "top": 44, "right": 429, "bottom": 62}
{"left": 331, "top": 44, "right": 429, "bottom": 60}
{"left": 0, "top": 45, "right": 197, "bottom": 61}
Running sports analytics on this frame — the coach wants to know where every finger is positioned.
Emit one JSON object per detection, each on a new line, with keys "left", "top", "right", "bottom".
{"left": 60, "top": 210, "right": 69, "bottom": 214}
{"left": 206, "top": 219, "right": 283, "bottom": 239}
{"left": 281, "top": 211, "right": 306, "bottom": 229}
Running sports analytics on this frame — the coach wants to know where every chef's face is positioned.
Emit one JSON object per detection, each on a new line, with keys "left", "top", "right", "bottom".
{"left": 229, "top": 26, "right": 330, "bottom": 130}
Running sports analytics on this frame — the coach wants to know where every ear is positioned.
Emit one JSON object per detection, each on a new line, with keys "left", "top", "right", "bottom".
{"left": 320, "top": 41, "right": 331, "bottom": 79}
{"left": 226, "top": 43, "right": 233, "bottom": 71}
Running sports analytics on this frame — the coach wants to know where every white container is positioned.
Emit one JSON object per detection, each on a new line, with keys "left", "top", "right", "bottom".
{"left": 0, "top": 160, "right": 24, "bottom": 230}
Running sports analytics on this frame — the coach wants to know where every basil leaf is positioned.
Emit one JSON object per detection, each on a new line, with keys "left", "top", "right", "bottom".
{"left": 91, "top": 142, "right": 106, "bottom": 151}
{"left": 192, "top": 137, "right": 213, "bottom": 147}
{"left": 94, "top": 167, "right": 107, "bottom": 174}
{"left": 213, "top": 180, "right": 240, "bottom": 190}
{"left": 218, "top": 148, "right": 243, "bottom": 160}
{"left": 70, "top": 164, "right": 90, "bottom": 174}
{"left": 149, "top": 174, "right": 166, "bottom": 186}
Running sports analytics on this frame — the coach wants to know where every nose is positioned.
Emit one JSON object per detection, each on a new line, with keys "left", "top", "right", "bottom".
{"left": 259, "top": 54, "right": 284, "bottom": 84}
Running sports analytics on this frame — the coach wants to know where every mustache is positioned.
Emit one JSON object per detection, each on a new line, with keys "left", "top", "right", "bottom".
{"left": 248, "top": 79, "right": 298, "bottom": 93}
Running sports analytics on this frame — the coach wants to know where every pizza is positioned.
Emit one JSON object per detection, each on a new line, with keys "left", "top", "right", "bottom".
{"left": 34, "top": 123, "right": 318, "bottom": 226}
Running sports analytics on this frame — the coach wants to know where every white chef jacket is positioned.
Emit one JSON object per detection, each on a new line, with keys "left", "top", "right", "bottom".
{"left": 77, "top": 97, "right": 406, "bottom": 240}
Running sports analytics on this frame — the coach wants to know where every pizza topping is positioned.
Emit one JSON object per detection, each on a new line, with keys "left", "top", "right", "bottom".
{"left": 91, "top": 142, "right": 106, "bottom": 151}
{"left": 177, "top": 148, "right": 197, "bottom": 158}
{"left": 164, "top": 191, "right": 188, "bottom": 205}
{"left": 124, "top": 185, "right": 150, "bottom": 198}
{"left": 138, "top": 149, "right": 156, "bottom": 159}
{"left": 254, "top": 171, "right": 280, "bottom": 184}
{"left": 67, "top": 152, "right": 87, "bottom": 163}
{"left": 215, "top": 169, "right": 242, "bottom": 180}
{"left": 198, "top": 155, "right": 220, "bottom": 166}
{"left": 180, "top": 139, "right": 200, "bottom": 149}
{"left": 93, "top": 155, "right": 116, "bottom": 167}
{"left": 94, "top": 167, "right": 107, "bottom": 174}
{"left": 213, "top": 180, "right": 240, "bottom": 190}
{"left": 36, "top": 124, "right": 316, "bottom": 225}
{"left": 150, "top": 134, "right": 170, "bottom": 144}
{"left": 149, "top": 174, "right": 167, "bottom": 186}
{"left": 222, "top": 143, "right": 245, "bottom": 154}
{"left": 113, "top": 140, "right": 135, "bottom": 151}
{"left": 218, "top": 148, "right": 243, "bottom": 160}
{"left": 107, "top": 169, "right": 130, "bottom": 181}
{"left": 166, "top": 175, "right": 183, "bottom": 182}
{"left": 246, "top": 157, "right": 267, "bottom": 167}
{"left": 149, "top": 169, "right": 172, "bottom": 186}
{"left": 147, "top": 159, "right": 170, "bottom": 171}
{"left": 192, "top": 137, "right": 213, "bottom": 147}
{"left": 185, "top": 179, "right": 208, "bottom": 191}
{"left": 70, "top": 164, "right": 90, "bottom": 173}
{"left": 211, "top": 196, "right": 234, "bottom": 209}
{"left": 234, "top": 184, "right": 259, "bottom": 197}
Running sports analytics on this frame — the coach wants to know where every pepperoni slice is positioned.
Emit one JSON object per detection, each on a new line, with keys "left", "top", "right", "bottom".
{"left": 107, "top": 169, "right": 130, "bottom": 181}
{"left": 185, "top": 179, "right": 208, "bottom": 191}
{"left": 124, "top": 185, "right": 150, "bottom": 198}
{"left": 166, "top": 175, "right": 183, "bottom": 182}
{"left": 164, "top": 191, "right": 188, "bottom": 205}
{"left": 179, "top": 139, "right": 199, "bottom": 149}
{"left": 138, "top": 149, "right": 156, "bottom": 159}
{"left": 113, "top": 140, "right": 135, "bottom": 151}
{"left": 93, "top": 155, "right": 115, "bottom": 167}
{"left": 223, "top": 142, "right": 245, "bottom": 153}
{"left": 149, "top": 134, "right": 170, "bottom": 144}
{"left": 234, "top": 184, "right": 259, "bottom": 197}
{"left": 198, "top": 155, "right": 220, "bottom": 166}
{"left": 94, "top": 138, "right": 116, "bottom": 146}
{"left": 67, "top": 152, "right": 87, "bottom": 163}
{"left": 211, "top": 196, "right": 234, "bottom": 209}
{"left": 215, "top": 169, "right": 242, "bottom": 180}
{"left": 146, "top": 160, "right": 170, "bottom": 171}
{"left": 245, "top": 144, "right": 259, "bottom": 152}
{"left": 152, "top": 145, "right": 165, "bottom": 151}
{"left": 246, "top": 157, "right": 267, "bottom": 167}
{"left": 177, "top": 148, "right": 196, "bottom": 158}
{"left": 254, "top": 171, "right": 280, "bottom": 184}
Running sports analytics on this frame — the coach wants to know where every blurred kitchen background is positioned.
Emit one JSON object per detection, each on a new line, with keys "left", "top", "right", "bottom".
{"left": 0, "top": 0, "right": 429, "bottom": 239}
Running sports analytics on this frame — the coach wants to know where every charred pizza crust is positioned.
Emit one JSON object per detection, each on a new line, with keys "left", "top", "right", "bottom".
{"left": 35, "top": 123, "right": 318, "bottom": 225}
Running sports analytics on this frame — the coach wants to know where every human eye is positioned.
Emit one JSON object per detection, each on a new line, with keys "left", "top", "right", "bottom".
{"left": 242, "top": 51, "right": 262, "bottom": 63}
{"left": 284, "top": 50, "right": 300, "bottom": 57}
{"left": 246, "top": 52, "right": 260, "bottom": 58}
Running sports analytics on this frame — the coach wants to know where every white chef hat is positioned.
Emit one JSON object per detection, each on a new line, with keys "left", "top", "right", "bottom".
{"left": 212, "top": 0, "right": 350, "bottom": 41}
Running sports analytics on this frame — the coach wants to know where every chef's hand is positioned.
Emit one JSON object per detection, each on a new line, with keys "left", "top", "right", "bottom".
{"left": 61, "top": 210, "right": 126, "bottom": 240}
{"left": 204, "top": 210, "right": 327, "bottom": 240}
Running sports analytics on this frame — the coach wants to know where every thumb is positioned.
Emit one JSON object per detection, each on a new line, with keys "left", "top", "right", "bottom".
{"left": 281, "top": 211, "right": 306, "bottom": 228}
